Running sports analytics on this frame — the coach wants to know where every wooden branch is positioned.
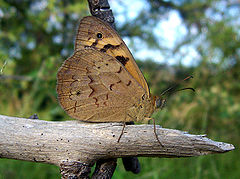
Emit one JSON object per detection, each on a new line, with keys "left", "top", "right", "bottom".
{"left": 87, "top": 0, "right": 116, "bottom": 29}
{"left": 0, "top": 115, "right": 234, "bottom": 165}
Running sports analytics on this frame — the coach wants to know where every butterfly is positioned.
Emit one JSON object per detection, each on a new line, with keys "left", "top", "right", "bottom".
{"left": 57, "top": 16, "right": 165, "bottom": 146}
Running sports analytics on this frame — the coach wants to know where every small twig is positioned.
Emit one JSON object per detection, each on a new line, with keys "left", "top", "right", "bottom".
{"left": 0, "top": 60, "right": 8, "bottom": 74}
{"left": 60, "top": 161, "right": 91, "bottom": 179}
{"left": 92, "top": 159, "right": 117, "bottom": 179}
{"left": 0, "top": 75, "right": 33, "bottom": 81}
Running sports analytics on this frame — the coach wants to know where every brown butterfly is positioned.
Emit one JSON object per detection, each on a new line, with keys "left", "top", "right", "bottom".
{"left": 57, "top": 16, "right": 165, "bottom": 146}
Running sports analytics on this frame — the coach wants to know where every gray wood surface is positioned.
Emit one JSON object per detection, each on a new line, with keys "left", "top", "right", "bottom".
{"left": 0, "top": 114, "right": 234, "bottom": 167}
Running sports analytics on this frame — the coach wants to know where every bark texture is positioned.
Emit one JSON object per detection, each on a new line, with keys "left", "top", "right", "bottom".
{"left": 0, "top": 114, "right": 234, "bottom": 167}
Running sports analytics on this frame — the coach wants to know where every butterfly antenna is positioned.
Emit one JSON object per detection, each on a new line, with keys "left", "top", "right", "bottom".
{"left": 160, "top": 75, "right": 194, "bottom": 96}
{"left": 160, "top": 84, "right": 178, "bottom": 96}
{"left": 172, "top": 87, "right": 195, "bottom": 94}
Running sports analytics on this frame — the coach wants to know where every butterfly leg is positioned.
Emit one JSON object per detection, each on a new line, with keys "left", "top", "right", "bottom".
{"left": 145, "top": 118, "right": 164, "bottom": 147}
{"left": 117, "top": 122, "right": 126, "bottom": 143}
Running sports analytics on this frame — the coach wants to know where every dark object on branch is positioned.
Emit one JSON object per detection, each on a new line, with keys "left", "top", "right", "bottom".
{"left": 122, "top": 156, "right": 141, "bottom": 174}
{"left": 28, "top": 114, "right": 39, "bottom": 119}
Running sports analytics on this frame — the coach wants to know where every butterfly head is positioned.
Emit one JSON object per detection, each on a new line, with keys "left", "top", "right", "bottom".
{"left": 152, "top": 96, "right": 166, "bottom": 110}
{"left": 155, "top": 96, "right": 166, "bottom": 109}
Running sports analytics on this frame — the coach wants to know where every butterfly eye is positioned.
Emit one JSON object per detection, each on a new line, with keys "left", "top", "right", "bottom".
{"left": 96, "top": 33, "right": 103, "bottom": 39}
{"left": 156, "top": 98, "right": 162, "bottom": 108}
{"left": 156, "top": 98, "right": 166, "bottom": 109}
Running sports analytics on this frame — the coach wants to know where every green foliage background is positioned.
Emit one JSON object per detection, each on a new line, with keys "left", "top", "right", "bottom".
{"left": 0, "top": 0, "right": 239, "bottom": 178}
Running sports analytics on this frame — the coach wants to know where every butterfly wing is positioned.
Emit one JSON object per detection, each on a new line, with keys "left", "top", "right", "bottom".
{"left": 57, "top": 49, "right": 146, "bottom": 122}
{"left": 74, "top": 16, "right": 150, "bottom": 96}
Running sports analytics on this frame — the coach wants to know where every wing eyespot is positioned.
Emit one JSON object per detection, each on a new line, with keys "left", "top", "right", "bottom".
{"left": 96, "top": 32, "right": 103, "bottom": 39}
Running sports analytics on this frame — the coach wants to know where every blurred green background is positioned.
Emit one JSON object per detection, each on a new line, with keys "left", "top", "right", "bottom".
{"left": 0, "top": 0, "right": 239, "bottom": 178}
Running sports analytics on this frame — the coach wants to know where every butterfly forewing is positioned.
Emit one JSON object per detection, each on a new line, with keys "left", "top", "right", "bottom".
{"left": 57, "top": 49, "right": 146, "bottom": 122}
{"left": 74, "top": 16, "right": 150, "bottom": 96}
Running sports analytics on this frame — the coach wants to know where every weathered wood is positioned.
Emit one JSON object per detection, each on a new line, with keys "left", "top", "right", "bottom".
{"left": 0, "top": 115, "right": 235, "bottom": 167}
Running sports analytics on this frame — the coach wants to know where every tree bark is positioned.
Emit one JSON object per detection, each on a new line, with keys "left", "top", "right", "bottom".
{"left": 0, "top": 115, "right": 234, "bottom": 165}
{"left": 87, "top": 0, "right": 115, "bottom": 29}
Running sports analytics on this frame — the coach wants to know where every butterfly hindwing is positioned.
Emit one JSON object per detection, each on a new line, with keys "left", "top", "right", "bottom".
{"left": 57, "top": 49, "right": 146, "bottom": 122}
{"left": 74, "top": 16, "right": 150, "bottom": 96}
